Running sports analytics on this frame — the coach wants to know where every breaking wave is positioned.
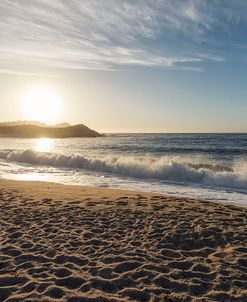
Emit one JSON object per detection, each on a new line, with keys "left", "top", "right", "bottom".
{"left": 0, "top": 149, "right": 247, "bottom": 192}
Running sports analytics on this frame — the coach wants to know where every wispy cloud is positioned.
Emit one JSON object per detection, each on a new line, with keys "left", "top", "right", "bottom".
{"left": 0, "top": 0, "right": 246, "bottom": 75}
{"left": 0, "top": 69, "right": 58, "bottom": 77}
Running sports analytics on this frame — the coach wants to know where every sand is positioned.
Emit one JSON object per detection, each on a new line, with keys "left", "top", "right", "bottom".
{"left": 0, "top": 179, "right": 247, "bottom": 302}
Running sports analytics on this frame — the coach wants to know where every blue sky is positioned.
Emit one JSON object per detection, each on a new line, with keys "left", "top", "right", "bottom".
{"left": 0, "top": 0, "right": 246, "bottom": 132}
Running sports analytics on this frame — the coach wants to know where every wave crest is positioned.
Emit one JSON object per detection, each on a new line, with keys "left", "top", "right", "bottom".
{"left": 0, "top": 149, "right": 247, "bottom": 192}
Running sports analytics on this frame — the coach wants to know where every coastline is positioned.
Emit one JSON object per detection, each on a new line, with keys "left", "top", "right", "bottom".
{"left": 1, "top": 179, "right": 247, "bottom": 301}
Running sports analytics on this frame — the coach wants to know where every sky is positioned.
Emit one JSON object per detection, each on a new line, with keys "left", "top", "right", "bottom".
{"left": 0, "top": 0, "right": 247, "bottom": 133}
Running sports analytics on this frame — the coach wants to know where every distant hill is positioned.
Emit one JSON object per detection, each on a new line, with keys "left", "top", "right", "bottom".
{"left": 0, "top": 124, "right": 101, "bottom": 138}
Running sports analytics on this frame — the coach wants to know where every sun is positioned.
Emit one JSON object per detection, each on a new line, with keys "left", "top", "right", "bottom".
{"left": 21, "top": 85, "right": 63, "bottom": 124}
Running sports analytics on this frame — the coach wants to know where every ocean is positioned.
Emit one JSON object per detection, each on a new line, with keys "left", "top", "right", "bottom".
{"left": 0, "top": 133, "right": 246, "bottom": 205}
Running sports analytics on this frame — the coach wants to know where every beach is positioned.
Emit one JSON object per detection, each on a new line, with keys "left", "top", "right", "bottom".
{"left": 0, "top": 179, "right": 247, "bottom": 301}
{"left": 1, "top": 0, "right": 247, "bottom": 301}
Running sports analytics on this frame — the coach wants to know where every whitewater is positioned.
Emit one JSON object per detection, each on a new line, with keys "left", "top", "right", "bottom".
{"left": 0, "top": 133, "right": 246, "bottom": 205}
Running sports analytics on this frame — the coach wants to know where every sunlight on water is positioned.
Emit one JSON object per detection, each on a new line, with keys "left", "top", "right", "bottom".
{"left": 10, "top": 173, "right": 53, "bottom": 182}
{"left": 34, "top": 138, "right": 54, "bottom": 152}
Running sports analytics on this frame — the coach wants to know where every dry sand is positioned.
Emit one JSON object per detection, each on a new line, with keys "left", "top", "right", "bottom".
{"left": 0, "top": 179, "right": 247, "bottom": 302}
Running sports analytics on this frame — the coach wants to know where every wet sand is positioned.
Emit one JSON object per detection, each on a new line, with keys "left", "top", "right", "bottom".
{"left": 0, "top": 179, "right": 247, "bottom": 301}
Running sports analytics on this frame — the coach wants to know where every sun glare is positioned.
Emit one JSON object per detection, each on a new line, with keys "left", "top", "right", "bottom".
{"left": 21, "top": 85, "right": 63, "bottom": 124}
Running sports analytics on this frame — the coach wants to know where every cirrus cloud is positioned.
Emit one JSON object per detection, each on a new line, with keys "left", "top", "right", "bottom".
{"left": 0, "top": 0, "right": 246, "bottom": 75}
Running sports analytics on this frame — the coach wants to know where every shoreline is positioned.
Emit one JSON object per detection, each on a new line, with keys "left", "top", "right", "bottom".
{"left": 0, "top": 178, "right": 227, "bottom": 210}
{"left": 1, "top": 179, "right": 247, "bottom": 301}
{"left": 2, "top": 176, "right": 247, "bottom": 208}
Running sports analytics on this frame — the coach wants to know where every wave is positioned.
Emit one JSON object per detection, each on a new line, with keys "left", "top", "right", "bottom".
{"left": 0, "top": 149, "right": 247, "bottom": 192}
